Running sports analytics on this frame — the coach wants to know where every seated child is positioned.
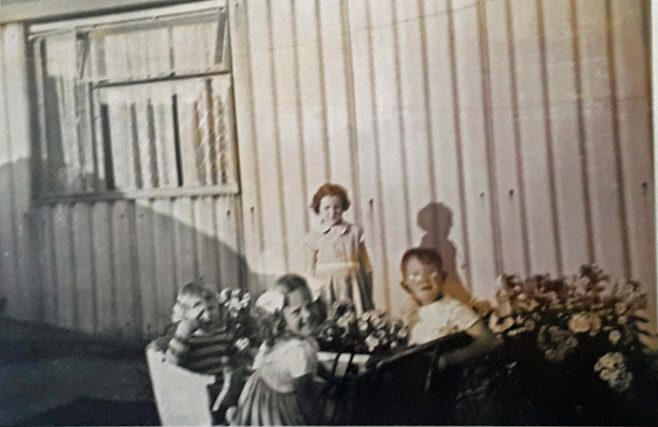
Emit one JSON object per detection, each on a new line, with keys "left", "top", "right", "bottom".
{"left": 153, "top": 282, "right": 249, "bottom": 419}
{"left": 400, "top": 247, "right": 499, "bottom": 369}
{"left": 229, "top": 274, "right": 320, "bottom": 425}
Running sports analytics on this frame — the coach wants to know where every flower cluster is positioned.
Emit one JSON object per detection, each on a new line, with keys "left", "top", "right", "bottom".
{"left": 471, "top": 264, "right": 651, "bottom": 393}
{"left": 595, "top": 352, "right": 634, "bottom": 393}
{"left": 536, "top": 325, "right": 578, "bottom": 362}
{"left": 316, "top": 301, "right": 408, "bottom": 354}
{"left": 217, "top": 288, "right": 254, "bottom": 351}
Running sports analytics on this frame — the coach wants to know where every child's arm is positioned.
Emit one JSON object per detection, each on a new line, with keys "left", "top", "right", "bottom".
{"left": 437, "top": 320, "right": 500, "bottom": 370}
{"left": 164, "top": 311, "right": 202, "bottom": 364}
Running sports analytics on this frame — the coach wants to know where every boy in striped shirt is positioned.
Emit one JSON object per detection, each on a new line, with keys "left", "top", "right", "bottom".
{"left": 154, "top": 282, "right": 249, "bottom": 418}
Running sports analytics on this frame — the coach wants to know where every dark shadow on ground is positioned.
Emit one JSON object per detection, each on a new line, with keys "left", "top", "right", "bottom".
{"left": 17, "top": 398, "right": 159, "bottom": 427}
{"left": 0, "top": 318, "right": 154, "bottom": 427}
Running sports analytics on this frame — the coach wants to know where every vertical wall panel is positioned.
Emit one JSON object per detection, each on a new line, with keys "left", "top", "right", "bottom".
{"left": 271, "top": 0, "right": 308, "bottom": 274}
{"left": 111, "top": 200, "right": 139, "bottom": 339}
{"left": 348, "top": 0, "right": 390, "bottom": 309}
{"left": 369, "top": 0, "right": 414, "bottom": 309}
{"left": 40, "top": 206, "right": 58, "bottom": 324}
{"left": 575, "top": 0, "right": 627, "bottom": 279}
{"left": 609, "top": 0, "right": 656, "bottom": 333}
{"left": 215, "top": 196, "right": 242, "bottom": 289}
{"left": 72, "top": 204, "right": 95, "bottom": 334}
{"left": 510, "top": 0, "right": 560, "bottom": 274}
{"left": 294, "top": 0, "right": 329, "bottom": 201}
{"left": 421, "top": 0, "right": 471, "bottom": 302}
{"left": 319, "top": 0, "right": 356, "bottom": 200}
{"left": 92, "top": 202, "right": 115, "bottom": 334}
{"left": 194, "top": 197, "right": 219, "bottom": 287}
{"left": 394, "top": 0, "right": 434, "bottom": 248}
{"left": 229, "top": 0, "right": 266, "bottom": 292}
{"left": 1, "top": 24, "right": 36, "bottom": 322}
{"left": 152, "top": 198, "right": 177, "bottom": 331}
{"left": 452, "top": 0, "right": 497, "bottom": 296}
{"left": 541, "top": 0, "right": 592, "bottom": 275}
{"left": 484, "top": 0, "right": 528, "bottom": 276}
{"left": 53, "top": 204, "right": 75, "bottom": 329}
{"left": 172, "top": 198, "right": 197, "bottom": 286}
{"left": 135, "top": 199, "right": 158, "bottom": 337}
{"left": 248, "top": 0, "right": 288, "bottom": 275}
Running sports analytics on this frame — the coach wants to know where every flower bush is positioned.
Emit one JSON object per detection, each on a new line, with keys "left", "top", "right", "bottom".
{"left": 469, "top": 265, "right": 658, "bottom": 425}
{"left": 315, "top": 301, "right": 408, "bottom": 354}
{"left": 217, "top": 288, "right": 255, "bottom": 352}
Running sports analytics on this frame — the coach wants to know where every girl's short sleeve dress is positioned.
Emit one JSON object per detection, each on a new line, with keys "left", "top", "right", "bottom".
{"left": 305, "top": 222, "right": 374, "bottom": 314}
{"left": 233, "top": 338, "right": 319, "bottom": 426}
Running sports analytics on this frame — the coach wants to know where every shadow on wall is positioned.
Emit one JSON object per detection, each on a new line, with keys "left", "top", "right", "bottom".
{"left": 416, "top": 202, "right": 471, "bottom": 304}
{"left": 0, "top": 158, "right": 280, "bottom": 343}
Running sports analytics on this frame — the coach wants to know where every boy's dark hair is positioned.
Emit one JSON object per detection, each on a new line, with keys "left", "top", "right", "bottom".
{"left": 311, "top": 183, "right": 350, "bottom": 213}
{"left": 400, "top": 247, "right": 445, "bottom": 275}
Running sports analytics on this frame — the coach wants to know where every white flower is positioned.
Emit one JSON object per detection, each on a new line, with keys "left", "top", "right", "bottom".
{"left": 599, "top": 367, "right": 614, "bottom": 381}
{"left": 608, "top": 330, "right": 621, "bottom": 345}
{"left": 219, "top": 289, "right": 231, "bottom": 304}
{"left": 568, "top": 312, "right": 591, "bottom": 333}
{"left": 255, "top": 290, "right": 285, "bottom": 314}
{"left": 231, "top": 288, "right": 242, "bottom": 298}
{"left": 597, "top": 352, "right": 624, "bottom": 370}
{"left": 337, "top": 313, "right": 356, "bottom": 329}
{"left": 365, "top": 334, "right": 380, "bottom": 352}
{"left": 235, "top": 337, "right": 250, "bottom": 352}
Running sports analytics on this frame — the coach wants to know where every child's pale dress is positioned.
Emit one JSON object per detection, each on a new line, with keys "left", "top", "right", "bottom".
{"left": 304, "top": 221, "right": 373, "bottom": 314}
{"left": 233, "top": 337, "right": 318, "bottom": 425}
{"left": 408, "top": 296, "right": 480, "bottom": 345}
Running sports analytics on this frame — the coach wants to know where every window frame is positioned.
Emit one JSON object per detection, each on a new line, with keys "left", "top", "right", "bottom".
{"left": 28, "top": 0, "right": 240, "bottom": 205}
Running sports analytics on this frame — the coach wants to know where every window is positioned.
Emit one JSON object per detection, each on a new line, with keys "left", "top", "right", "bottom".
{"left": 30, "top": 1, "right": 238, "bottom": 200}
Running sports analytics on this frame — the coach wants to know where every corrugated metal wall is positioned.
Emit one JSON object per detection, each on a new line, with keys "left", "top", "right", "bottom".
{"left": 229, "top": 0, "right": 655, "bottom": 329}
{"left": 0, "top": 0, "right": 655, "bottom": 340}
{"left": 31, "top": 196, "right": 245, "bottom": 340}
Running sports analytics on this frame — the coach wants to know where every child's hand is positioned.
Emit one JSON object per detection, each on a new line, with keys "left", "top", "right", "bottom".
{"left": 175, "top": 311, "right": 202, "bottom": 339}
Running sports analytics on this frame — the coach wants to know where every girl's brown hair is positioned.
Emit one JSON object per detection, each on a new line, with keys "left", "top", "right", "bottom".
{"left": 311, "top": 183, "right": 350, "bottom": 213}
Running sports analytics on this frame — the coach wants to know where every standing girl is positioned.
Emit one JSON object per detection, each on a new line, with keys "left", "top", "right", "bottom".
{"left": 304, "top": 183, "right": 374, "bottom": 315}
{"left": 230, "top": 275, "right": 320, "bottom": 425}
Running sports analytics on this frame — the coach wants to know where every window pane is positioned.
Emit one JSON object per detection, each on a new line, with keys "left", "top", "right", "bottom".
{"left": 34, "top": 32, "right": 96, "bottom": 194}
{"left": 88, "top": 10, "right": 230, "bottom": 82}
{"left": 175, "top": 76, "right": 236, "bottom": 188}
{"left": 97, "top": 76, "right": 236, "bottom": 191}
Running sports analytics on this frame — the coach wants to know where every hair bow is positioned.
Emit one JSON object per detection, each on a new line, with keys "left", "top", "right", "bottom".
{"left": 255, "top": 290, "right": 285, "bottom": 314}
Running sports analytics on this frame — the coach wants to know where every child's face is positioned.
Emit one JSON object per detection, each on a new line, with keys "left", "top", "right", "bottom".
{"left": 403, "top": 257, "right": 445, "bottom": 306}
{"left": 186, "top": 295, "right": 221, "bottom": 331}
{"left": 281, "top": 288, "right": 314, "bottom": 337}
{"left": 319, "top": 195, "right": 344, "bottom": 226}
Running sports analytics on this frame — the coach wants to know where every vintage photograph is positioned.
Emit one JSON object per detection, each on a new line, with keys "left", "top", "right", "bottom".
{"left": 1, "top": 0, "right": 657, "bottom": 425}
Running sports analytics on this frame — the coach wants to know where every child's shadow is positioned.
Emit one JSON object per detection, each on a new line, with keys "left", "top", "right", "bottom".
{"left": 417, "top": 202, "right": 471, "bottom": 303}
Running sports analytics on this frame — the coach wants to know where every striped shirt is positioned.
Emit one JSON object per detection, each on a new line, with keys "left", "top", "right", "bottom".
{"left": 157, "top": 326, "right": 236, "bottom": 376}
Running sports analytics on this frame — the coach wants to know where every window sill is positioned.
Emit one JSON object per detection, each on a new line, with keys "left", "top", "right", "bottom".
{"left": 34, "top": 183, "right": 240, "bottom": 205}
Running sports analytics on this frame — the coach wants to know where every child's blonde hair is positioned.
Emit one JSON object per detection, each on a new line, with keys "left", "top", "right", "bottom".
{"left": 171, "top": 281, "right": 217, "bottom": 323}
{"left": 254, "top": 274, "right": 313, "bottom": 346}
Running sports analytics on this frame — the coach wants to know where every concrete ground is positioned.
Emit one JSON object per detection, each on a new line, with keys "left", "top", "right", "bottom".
{"left": 0, "top": 318, "right": 158, "bottom": 426}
